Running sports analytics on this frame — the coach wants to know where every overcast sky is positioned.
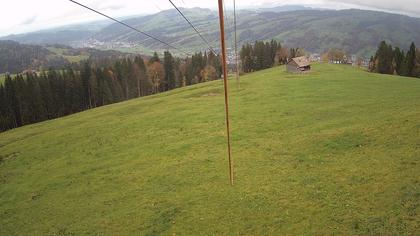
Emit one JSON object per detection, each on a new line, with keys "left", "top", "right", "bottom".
{"left": 0, "top": 0, "right": 419, "bottom": 37}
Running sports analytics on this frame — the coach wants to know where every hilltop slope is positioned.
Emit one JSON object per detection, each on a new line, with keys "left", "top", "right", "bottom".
{"left": 0, "top": 64, "right": 419, "bottom": 235}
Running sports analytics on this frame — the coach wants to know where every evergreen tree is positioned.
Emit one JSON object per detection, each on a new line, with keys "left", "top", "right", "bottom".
{"left": 393, "top": 47, "right": 405, "bottom": 75}
{"left": 89, "top": 68, "right": 99, "bottom": 108}
{"left": 133, "top": 56, "right": 146, "bottom": 97}
{"left": 14, "top": 75, "right": 27, "bottom": 124}
{"left": 81, "top": 61, "right": 92, "bottom": 109}
{"left": 62, "top": 69, "right": 78, "bottom": 115}
{"left": 254, "top": 41, "right": 265, "bottom": 70}
{"left": 376, "top": 41, "right": 394, "bottom": 74}
{"left": 119, "top": 59, "right": 130, "bottom": 100}
{"left": 212, "top": 53, "right": 222, "bottom": 78}
{"left": 107, "top": 68, "right": 124, "bottom": 102}
{"left": 25, "top": 74, "right": 45, "bottom": 122}
{"left": 0, "top": 85, "right": 8, "bottom": 131}
{"left": 400, "top": 50, "right": 409, "bottom": 76}
{"left": 406, "top": 42, "right": 416, "bottom": 76}
{"left": 38, "top": 72, "right": 54, "bottom": 118}
{"left": 163, "top": 51, "right": 175, "bottom": 91}
{"left": 100, "top": 68, "right": 115, "bottom": 104}
{"left": 173, "top": 58, "right": 182, "bottom": 88}
{"left": 264, "top": 41, "right": 273, "bottom": 68}
{"left": 240, "top": 44, "right": 251, "bottom": 72}
{"left": 149, "top": 52, "right": 160, "bottom": 64}
{"left": 4, "top": 75, "right": 21, "bottom": 127}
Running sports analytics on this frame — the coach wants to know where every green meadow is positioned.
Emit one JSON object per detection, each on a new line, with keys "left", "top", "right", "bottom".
{"left": 0, "top": 73, "right": 7, "bottom": 84}
{"left": 46, "top": 47, "right": 89, "bottom": 63}
{"left": 0, "top": 64, "right": 419, "bottom": 235}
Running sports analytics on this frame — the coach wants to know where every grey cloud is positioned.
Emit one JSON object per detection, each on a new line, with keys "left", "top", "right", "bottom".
{"left": 98, "top": 4, "right": 124, "bottom": 11}
{"left": 20, "top": 15, "right": 37, "bottom": 25}
{"left": 330, "top": 0, "right": 420, "bottom": 16}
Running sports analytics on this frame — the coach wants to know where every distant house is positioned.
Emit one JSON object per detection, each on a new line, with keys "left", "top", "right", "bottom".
{"left": 287, "top": 56, "right": 311, "bottom": 73}
{"left": 21, "top": 69, "right": 38, "bottom": 75}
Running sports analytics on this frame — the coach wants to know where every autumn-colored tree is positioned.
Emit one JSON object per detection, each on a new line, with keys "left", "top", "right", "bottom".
{"left": 325, "top": 49, "right": 346, "bottom": 63}
{"left": 148, "top": 62, "right": 165, "bottom": 94}
{"left": 179, "top": 61, "right": 188, "bottom": 87}
{"left": 202, "top": 65, "right": 217, "bottom": 82}
{"left": 289, "top": 48, "right": 305, "bottom": 59}
{"left": 295, "top": 48, "right": 306, "bottom": 57}
{"left": 355, "top": 57, "right": 364, "bottom": 67}
{"left": 276, "top": 47, "right": 289, "bottom": 64}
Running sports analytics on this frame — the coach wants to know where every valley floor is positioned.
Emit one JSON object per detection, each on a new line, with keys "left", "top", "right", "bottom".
{"left": 0, "top": 64, "right": 419, "bottom": 235}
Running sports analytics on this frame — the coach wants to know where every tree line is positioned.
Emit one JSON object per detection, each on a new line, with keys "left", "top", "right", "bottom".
{"left": 369, "top": 41, "right": 420, "bottom": 78}
{"left": 0, "top": 51, "right": 222, "bottom": 132}
{"left": 239, "top": 40, "right": 305, "bottom": 73}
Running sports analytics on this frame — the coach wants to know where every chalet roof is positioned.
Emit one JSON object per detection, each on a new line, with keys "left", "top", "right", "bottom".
{"left": 289, "top": 56, "right": 310, "bottom": 67}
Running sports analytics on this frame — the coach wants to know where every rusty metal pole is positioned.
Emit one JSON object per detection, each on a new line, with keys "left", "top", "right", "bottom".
{"left": 218, "top": 0, "right": 233, "bottom": 185}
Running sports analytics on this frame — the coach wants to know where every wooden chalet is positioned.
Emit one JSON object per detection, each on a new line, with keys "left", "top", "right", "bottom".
{"left": 286, "top": 56, "right": 311, "bottom": 73}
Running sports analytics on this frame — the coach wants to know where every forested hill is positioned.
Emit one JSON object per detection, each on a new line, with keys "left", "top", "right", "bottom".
{"left": 2, "top": 8, "right": 420, "bottom": 56}
{"left": 0, "top": 41, "right": 132, "bottom": 74}
{"left": 0, "top": 41, "right": 68, "bottom": 74}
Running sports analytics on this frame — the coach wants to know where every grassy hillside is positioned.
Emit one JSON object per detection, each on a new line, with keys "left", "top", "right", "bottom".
{"left": 0, "top": 64, "right": 419, "bottom": 235}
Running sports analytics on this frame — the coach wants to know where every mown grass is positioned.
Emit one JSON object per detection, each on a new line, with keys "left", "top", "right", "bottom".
{"left": 0, "top": 73, "right": 17, "bottom": 85}
{"left": 0, "top": 64, "right": 419, "bottom": 235}
{"left": 46, "top": 46, "right": 89, "bottom": 63}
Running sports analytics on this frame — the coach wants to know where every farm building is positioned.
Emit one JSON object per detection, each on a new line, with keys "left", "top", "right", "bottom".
{"left": 287, "top": 56, "right": 311, "bottom": 73}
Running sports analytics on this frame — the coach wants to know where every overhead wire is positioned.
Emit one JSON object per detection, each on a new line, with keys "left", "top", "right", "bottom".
{"left": 223, "top": 0, "right": 229, "bottom": 23}
{"left": 222, "top": 0, "right": 230, "bottom": 48}
{"left": 168, "top": 0, "right": 217, "bottom": 55}
{"left": 233, "top": 0, "right": 240, "bottom": 87}
{"left": 68, "top": 0, "right": 191, "bottom": 56}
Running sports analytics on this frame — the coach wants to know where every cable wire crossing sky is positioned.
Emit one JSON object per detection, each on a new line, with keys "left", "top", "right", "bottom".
{"left": 0, "top": 0, "right": 419, "bottom": 37}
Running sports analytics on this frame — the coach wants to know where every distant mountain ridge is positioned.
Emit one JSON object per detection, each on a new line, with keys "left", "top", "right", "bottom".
{"left": 2, "top": 7, "right": 420, "bottom": 56}
{"left": 257, "top": 5, "right": 318, "bottom": 12}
